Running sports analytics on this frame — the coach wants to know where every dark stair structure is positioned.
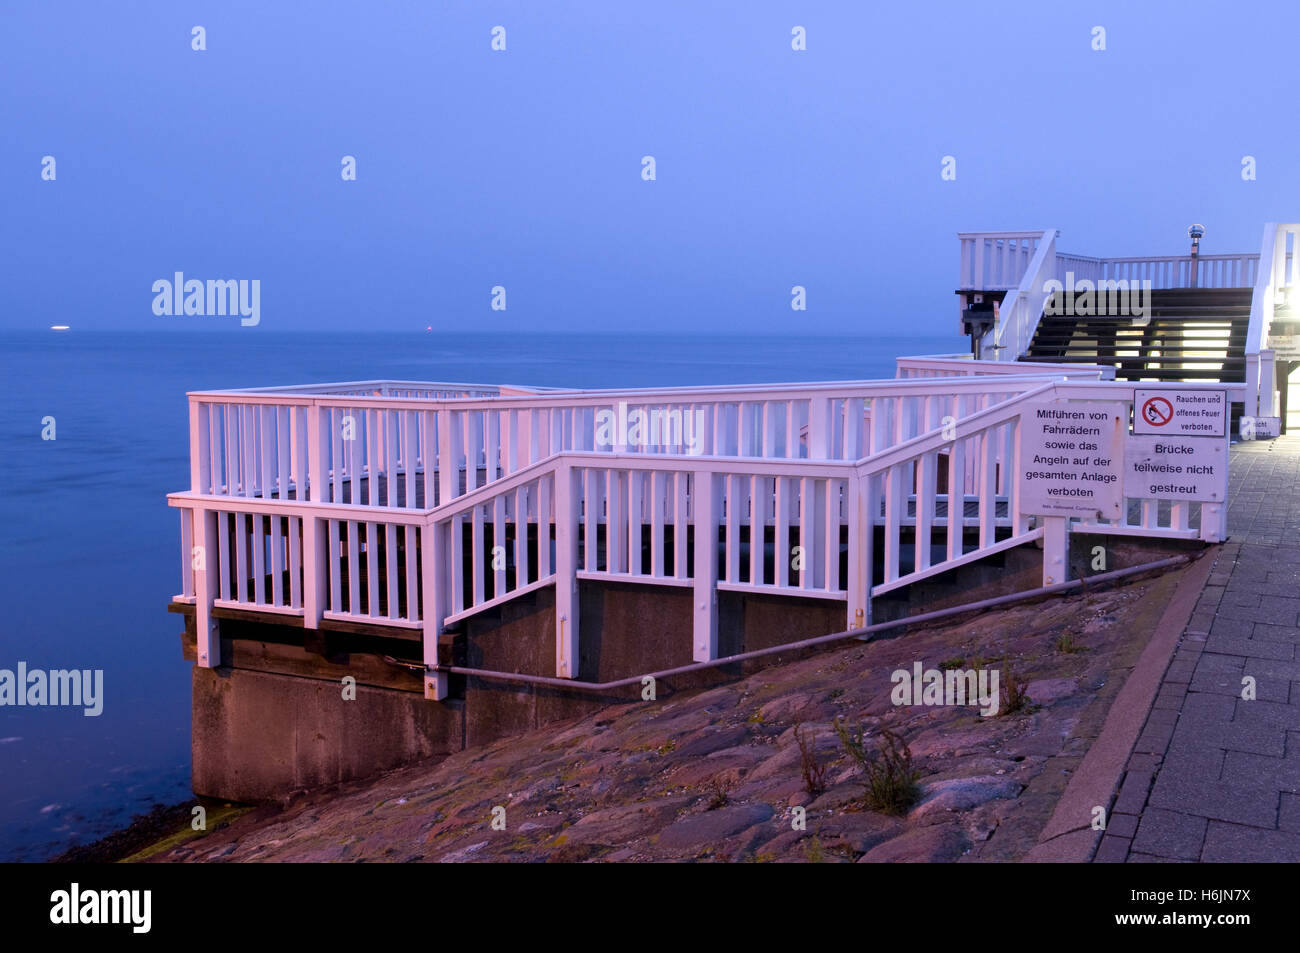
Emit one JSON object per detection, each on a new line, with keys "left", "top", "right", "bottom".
{"left": 1023, "top": 287, "right": 1252, "bottom": 384}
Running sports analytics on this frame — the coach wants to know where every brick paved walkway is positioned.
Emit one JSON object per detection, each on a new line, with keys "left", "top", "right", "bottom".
{"left": 1096, "top": 435, "right": 1300, "bottom": 862}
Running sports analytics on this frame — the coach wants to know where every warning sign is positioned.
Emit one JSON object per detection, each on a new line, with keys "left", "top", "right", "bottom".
{"left": 1133, "top": 389, "right": 1226, "bottom": 437}
{"left": 1124, "top": 435, "right": 1226, "bottom": 502}
{"left": 1018, "top": 402, "right": 1125, "bottom": 519}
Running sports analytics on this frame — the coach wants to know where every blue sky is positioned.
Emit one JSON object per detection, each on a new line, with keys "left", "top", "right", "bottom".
{"left": 2, "top": 0, "right": 1296, "bottom": 334}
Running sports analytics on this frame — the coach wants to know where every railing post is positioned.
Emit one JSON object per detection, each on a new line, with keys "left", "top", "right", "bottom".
{"left": 808, "top": 397, "right": 832, "bottom": 459}
{"left": 1042, "top": 516, "right": 1069, "bottom": 586}
{"left": 422, "top": 519, "right": 449, "bottom": 700}
{"left": 438, "top": 408, "right": 456, "bottom": 506}
{"left": 846, "top": 471, "right": 871, "bottom": 630}
{"left": 554, "top": 461, "right": 579, "bottom": 677}
{"left": 193, "top": 507, "right": 220, "bottom": 667}
{"left": 693, "top": 470, "right": 719, "bottom": 661}
{"left": 189, "top": 399, "right": 209, "bottom": 494}
{"left": 303, "top": 404, "right": 329, "bottom": 629}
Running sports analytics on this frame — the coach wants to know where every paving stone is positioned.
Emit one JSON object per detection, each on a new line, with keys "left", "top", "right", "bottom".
{"left": 1201, "top": 822, "right": 1300, "bottom": 862}
{"left": 1207, "top": 617, "right": 1255, "bottom": 639}
{"left": 1258, "top": 596, "right": 1300, "bottom": 625}
{"left": 1220, "top": 591, "right": 1262, "bottom": 608}
{"left": 1194, "top": 652, "right": 1248, "bottom": 674}
{"left": 1280, "top": 793, "right": 1300, "bottom": 834}
{"left": 1204, "top": 637, "right": 1293, "bottom": 661}
{"left": 1157, "top": 738, "right": 1224, "bottom": 782}
{"left": 1113, "top": 770, "right": 1155, "bottom": 815}
{"left": 1094, "top": 835, "right": 1131, "bottom": 863}
{"left": 1134, "top": 721, "right": 1177, "bottom": 755}
{"left": 1221, "top": 749, "right": 1300, "bottom": 788}
{"left": 1125, "top": 752, "right": 1163, "bottom": 774}
{"left": 1251, "top": 623, "right": 1300, "bottom": 644}
{"left": 1152, "top": 684, "right": 1186, "bottom": 710}
{"left": 1105, "top": 812, "right": 1139, "bottom": 839}
{"left": 1233, "top": 696, "right": 1300, "bottom": 731}
{"left": 1144, "top": 707, "right": 1180, "bottom": 730}
{"left": 1131, "top": 808, "right": 1208, "bottom": 860}
{"left": 1241, "top": 656, "right": 1300, "bottom": 681}
{"left": 1147, "top": 775, "right": 1279, "bottom": 828}
{"left": 1188, "top": 667, "right": 1247, "bottom": 696}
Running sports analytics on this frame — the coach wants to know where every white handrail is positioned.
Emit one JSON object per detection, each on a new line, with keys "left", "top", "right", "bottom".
{"left": 987, "top": 229, "right": 1057, "bottom": 360}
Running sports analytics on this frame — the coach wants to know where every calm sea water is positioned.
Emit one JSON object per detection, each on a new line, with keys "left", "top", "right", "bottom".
{"left": 0, "top": 329, "right": 953, "bottom": 860}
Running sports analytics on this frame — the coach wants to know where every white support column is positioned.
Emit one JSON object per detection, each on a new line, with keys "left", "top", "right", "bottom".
{"left": 554, "top": 462, "right": 579, "bottom": 677}
{"left": 422, "top": 520, "right": 449, "bottom": 700}
{"left": 846, "top": 472, "right": 871, "bottom": 631}
{"left": 1261, "top": 349, "right": 1278, "bottom": 417}
{"left": 693, "top": 471, "right": 719, "bottom": 661}
{"left": 1042, "top": 516, "right": 1069, "bottom": 586}
{"left": 1245, "top": 355, "right": 1260, "bottom": 419}
{"left": 303, "top": 404, "right": 329, "bottom": 629}
{"left": 193, "top": 508, "right": 220, "bottom": 667}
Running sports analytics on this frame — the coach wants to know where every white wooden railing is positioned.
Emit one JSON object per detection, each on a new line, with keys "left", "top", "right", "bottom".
{"left": 960, "top": 230, "right": 1260, "bottom": 361}
{"left": 958, "top": 231, "right": 1048, "bottom": 291}
{"left": 183, "top": 376, "right": 1072, "bottom": 508}
{"left": 1245, "top": 223, "right": 1300, "bottom": 418}
{"left": 896, "top": 354, "right": 1115, "bottom": 380}
{"left": 987, "top": 230, "right": 1059, "bottom": 361}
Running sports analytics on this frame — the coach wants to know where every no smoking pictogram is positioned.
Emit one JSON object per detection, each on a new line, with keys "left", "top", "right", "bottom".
{"left": 1133, "top": 388, "right": 1226, "bottom": 437}
{"left": 1141, "top": 396, "right": 1173, "bottom": 428}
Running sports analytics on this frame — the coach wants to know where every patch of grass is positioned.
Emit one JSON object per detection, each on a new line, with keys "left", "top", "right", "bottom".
{"left": 1055, "top": 633, "right": 1085, "bottom": 654}
{"left": 827, "top": 687, "right": 846, "bottom": 701}
{"left": 705, "top": 774, "right": 733, "bottom": 810}
{"left": 833, "top": 719, "right": 921, "bottom": 816}
{"left": 804, "top": 835, "right": 826, "bottom": 863}
{"left": 999, "top": 654, "right": 1032, "bottom": 715}
{"left": 655, "top": 740, "right": 676, "bottom": 756}
{"left": 795, "top": 721, "right": 828, "bottom": 797}
{"left": 939, "top": 656, "right": 966, "bottom": 670}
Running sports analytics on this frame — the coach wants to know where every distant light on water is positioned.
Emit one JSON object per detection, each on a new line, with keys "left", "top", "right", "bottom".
{"left": 50, "top": 325, "right": 70, "bottom": 331}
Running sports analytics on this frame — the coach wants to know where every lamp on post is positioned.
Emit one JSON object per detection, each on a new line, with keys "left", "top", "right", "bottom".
{"left": 1188, "top": 223, "right": 1205, "bottom": 288}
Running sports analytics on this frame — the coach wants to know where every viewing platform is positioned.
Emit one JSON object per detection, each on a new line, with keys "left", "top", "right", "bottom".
{"left": 166, "top": 223, "right": 1300, "bottom": 801}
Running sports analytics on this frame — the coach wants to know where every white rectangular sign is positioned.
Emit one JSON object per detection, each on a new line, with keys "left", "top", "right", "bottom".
{"left": 1019, "top": 402, "right": 1125, "bottom": 519}
{"left": 1124, "top": 435, "right": 1226, "bottom": 502}
{"left": 1242, "top": 416, "right": 1281, "bottom": 439}
{"left": 1133, "top": 388, "right": 1226, "bottom": 437}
